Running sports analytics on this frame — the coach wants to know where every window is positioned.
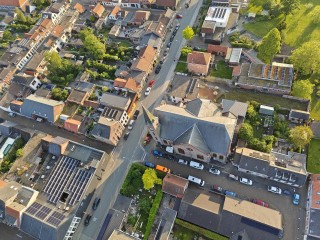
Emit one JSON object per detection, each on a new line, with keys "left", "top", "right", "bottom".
{"left": 163, "top": 140, "right": 168, "bottom": 145}
{"left": 197, "top": 155, "right": 204, "bottom": 160}
{"left": 187, "top": 148, "right": 193, "bottom": 151}
{"left": 178, "top": 148, "right": 185, "bottom": 154}
{"left": 219, "top": 155, "right": 224, "bottom": 160}
{"left": 212, "top": 153, "right": 217, "bottom": 158}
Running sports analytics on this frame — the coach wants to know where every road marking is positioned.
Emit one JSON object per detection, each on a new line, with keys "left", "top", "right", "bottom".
{"left": 142, "top": 152, "right": 147, "bottom": 162}
{"left": 16, "top": 234, "right": 22, "bottom": 238}
{"left": 110, "top": 147, "right": 116, "bottom": 156}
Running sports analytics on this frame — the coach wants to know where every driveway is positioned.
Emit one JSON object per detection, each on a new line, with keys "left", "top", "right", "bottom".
{"left": 146, "top": 152, "right": 307, "bottom": 240}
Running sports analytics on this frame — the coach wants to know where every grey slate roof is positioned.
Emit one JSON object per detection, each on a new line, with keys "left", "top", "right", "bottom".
{"left": 21, "top": 95, "right": 63, "bottom": 122}
{"left": 174, "top": 124, "right": 211, "bottom": 153}
{"left": 289, "top": 109, "right": 310, "bottom": 120}
{"left": 236, "top": 149, "right": 270, "bottom": 176}
{"left": 155, "top": 208, "right": 177, "bottom": 240}
{"left": 185, "top": 99, "right": 218, "bottom": 117}
{"left": 221, "top": 99, "right": 248, "bottom": 118}
{"left": 91, "top": 122, "right": 111, "bottom": 139}
{"left": 100, "top": 93, "right": 131, "bottom": 111}
{"left": 154, "top": 104, "right": 236, "bottom": 156}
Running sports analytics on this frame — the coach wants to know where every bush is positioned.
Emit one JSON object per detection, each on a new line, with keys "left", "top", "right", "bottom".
{"left": 144, "top": 190, "right": 163, "bottom": 240}
{"left": 0, "top": 138, "right": 25, "bottom": 173}
{"left": 229, "top": 33, "right": 255, "bottom": 49}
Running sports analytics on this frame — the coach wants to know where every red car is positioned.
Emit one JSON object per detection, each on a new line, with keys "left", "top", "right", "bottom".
{"left": 149, "top": 79, "right": 155, "bottom": 87}
{"left": 176, "top": 14, "right": 183, "bottom": 19}
{"left": 252, "top": 199, "right": 269, "bottom": 208}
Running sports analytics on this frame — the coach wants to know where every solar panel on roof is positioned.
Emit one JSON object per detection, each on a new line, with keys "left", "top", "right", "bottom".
{"left": 46, "top": 211, "right": 65, "bottom": 227}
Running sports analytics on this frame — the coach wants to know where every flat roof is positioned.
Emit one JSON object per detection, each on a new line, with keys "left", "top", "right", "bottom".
{"left": 109, "top": 230, "right": 139, "bottom": 240}
{"left": 229, "top": 48, "right": 242, "bottom": 63}
{"left": 223, "top": 197, "right": 282, "bottom": 230}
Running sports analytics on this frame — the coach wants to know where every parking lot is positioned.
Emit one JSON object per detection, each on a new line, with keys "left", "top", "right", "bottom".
{"left": 146, "top": 150, "right": 308, "bottom": 240}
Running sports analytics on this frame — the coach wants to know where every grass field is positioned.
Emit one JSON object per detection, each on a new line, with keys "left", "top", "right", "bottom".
{"left": 307, "top": 139, "right": 320, "bottom": 173}
{"left": 220, "top": 89, "right": 308, "bottom": 110}
{"left": 175, "top": 62, "right": 188, "bottom": 73}
{"left": 210, "top": 61, "right": 233, "bottom": 79}
{"left": 244, "top": 0, "right": 320, "bottom": 48}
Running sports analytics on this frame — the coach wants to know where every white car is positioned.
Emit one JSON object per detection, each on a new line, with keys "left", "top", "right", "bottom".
{"left": 145, "top": 87, "right": 151, "bottom": 96}
{"left": 239, "top": 177, "right": 253, "bottom": 185}
{"left": 178, "top": 159, "right": 188, "bottom": 165}
{"left": 128, "top": 120, "right": 135, "bottom": 130}
{"left": 267, "top": 186, "right": 282, "bottom": 194}
{"left": 209, "top": 167, "right": 220, "bottom": 175}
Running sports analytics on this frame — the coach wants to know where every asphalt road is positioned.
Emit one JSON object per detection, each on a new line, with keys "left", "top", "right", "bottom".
{"left": 146, "top": 153, "right": 307, "bottom": 240}
{"left": 77, "top": 0, "right": 204, "bottom": 239}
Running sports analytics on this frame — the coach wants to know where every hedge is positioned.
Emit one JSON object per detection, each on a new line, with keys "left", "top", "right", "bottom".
{"left": 175, "top": 219, "right": 228, "bottom": 240}
{"left": 144, "top": 190, "right": 163, "bottom": 240}
{"left": 120, "top": 163, "right": 147, "bottom": 197}
{"left": 0, "top": 138, "right": 26, "bottom": 173}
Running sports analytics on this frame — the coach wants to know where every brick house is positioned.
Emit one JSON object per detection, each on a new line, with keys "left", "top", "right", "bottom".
{"left": 187, "top": 51, "right": 212, "bottom": 76}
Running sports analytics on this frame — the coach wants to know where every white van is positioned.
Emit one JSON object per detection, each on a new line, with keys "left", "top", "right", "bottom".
{"left": 189, "top": 161, "right": 204, "bottom": 170}
{"left": 188, "top": 175, "right": 205, "bottom": 186}
{"left": 128, "top": 120, "right": 135, "bottom": 130}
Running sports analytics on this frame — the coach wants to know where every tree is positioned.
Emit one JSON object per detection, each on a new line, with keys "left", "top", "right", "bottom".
{"left": 51, "top": 88, "right": 69, "bottom": 101}
{"left": 239, "top": 123, "right": 254, "bottom": 141}
{"left": 257, "top": 28, "right": 281, "bottom": 63}
{"left": 102, "top": 86, "right": 108, "bottom": 92}
{"left": 182, "top": 26, "right": 195, "bottom": 40}
{"left": 15, "top": 8, "right": 26, "bottom": 23}
{"left": 139, "top": 197, "right": 151, "bottom": 216}
{"left": 181, "top": 46, "right": 192, "bottom": 57}
{"left": 280, "top": 0, "right": 300, "bottom": 17}
{"left": 2, "top": 30, "right": 12, "bottom": 42}
{"left": 290, "top": 125, "right": 313, "bottom": 150}
{"left": 292, "top": 80, "right": 314, "bottom": 100}
{"left": 80, "top": 29, "right": 106, "bottom": 60}
{"left": 16, "top": 148, "right": 23, "bottom": 158}
{"left": 290, "top": 41, "right": 320, "bottom": 75}
{"left": 309, "top": 6, "right": 320, "bottom": 24}
{"left": 142, "top": 169, "right": 162, "bottom": 190}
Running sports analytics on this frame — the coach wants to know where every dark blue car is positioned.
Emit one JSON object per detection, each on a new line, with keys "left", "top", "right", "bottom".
{"left": 153, "top": 150, "right": 164, "bottom": 157}
{"left": 145, "top": 161, "right": 155, "bottom": 168}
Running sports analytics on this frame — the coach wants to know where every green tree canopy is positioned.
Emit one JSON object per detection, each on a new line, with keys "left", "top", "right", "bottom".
{"left": 280, "top": 0, "right": 300, "bottom": 16}
{"left": 292, "top": 80, "right": 314, "bottom": 100}
{"left": 290, "top": 125, "right": 313, "bottom": 150}
{"left": 257, "top": 28, "right": 281, "bottom": 63}
{"left": 142, "top": 168, "right": 162, "bottom": 190}
{"left": 80, "top": 29, "right": 106, "bottom": 60}
{"left": 290, "top": 41, "right": 320, "bottom": 75}
{"left": 309, "top": 6, "right": 320, "bottom": 24}
{"left": 16, "top": 148, "right": 23, "bottom": 158}
{"left": 2, "top": 30, "right": 12, "bottom": 42}
{"left": 239, "top": 122, "right": 254, "bottom": 141}
{"left": 182, "top": 26, "right": 195, "bottom": 40}
{"left": 15, "top": 8, "right": 26, "bottom": 23}
{"left": 51, "top": 88, "right": 69, "bottom": 101}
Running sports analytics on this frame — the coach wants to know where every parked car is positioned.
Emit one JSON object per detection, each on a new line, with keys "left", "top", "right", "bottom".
{"left": 176, "top": 14, "right": 183, "bottom": 19}
{"left": 170, "top": 35, "right": 175, "bottom": 42}
{"left": 84, "top": 215, "right": 92, "bottom": 226}
{"left": 155, "top": 65, "right": 161, "bottom": 74}
{"left": 133, "top": 110, "right": 140, "bottom": 119}
{"left": 185, "top": 3, "right": 189, "bottom": 8}
{"left": 239, "top": 177, "right": 253, "bottom": 185}
{"left": 145, "top": 161, "right": 156, "bottom": 168}
{"left": 193, "top": 46, "right": 201, "bottom": 51}
{"left": 283, "top": 189, "right": 291, "bottom": 195}
{"left": 211, "top": 185, "right": 223, "bottom": 193}
{"left": 153, "top": 150, "right": 164, "bottom": 157}
{"left": 209, "top": 167, "right": 220, "bottom": 175}
{"left": 225, "top": 190, "right": 237, "bottom": 197}
{"left": 175, "top": 25, "right": 180, "bottom": 30}
{"left": 252, "top": 199, "right": 269, "bottom": 208}
{"left": 293, "top": 193, "right": 300, "bottom": 205}
{"left": 92, "top": 198, "right": 101, "bottom": 210}
{"left": 145, "top": 87, "right": 151, "bottom": 96}
{"left": 178, "top": 159, "right": 188, "bottom": 165}
{"left": 128, "top": 120, "right": 135, "bottom": 130}
{"left": 167, "top": 42, "right": 172, "bottom": 48}
{"left": 189, "top": 161, "right": 204, "bottom": 170}
{"left": 8, "top": 112, "right": 16, "bottom": 117}
{"left": 163, "top": 153, "right": 174, "bottom": 160}
{"left": 267, "top": 186, "right": 282, "bottom": 194}
{"left": 124, "top": 132, "right": 130, "bottom": 140}
{"left": 228, "top": 174, "right": 239, "bottom": 181}
{"left": 149, "top": 79, "right": 155, "bottom": 87}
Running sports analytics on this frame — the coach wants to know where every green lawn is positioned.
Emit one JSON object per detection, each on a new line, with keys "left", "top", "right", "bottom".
{"left": 244, "top": 1, "right": 320, "bottom": 48}
{"left": 220, "top": 89, "right": 308, "bottom": 110}
{"left": 210, "top": 61, "right": 233, "bottom": 79}
{"left": 244, "top": 15, "right": 284, "bottom": 38}
{"left": 307, "top": 139, "right": 320, "bottom": 173}
{"left": 310, "top": 92, "right": 320, "bottom": 121}
{"left": 175, "top": 61, "right": 188, "bottom": 73}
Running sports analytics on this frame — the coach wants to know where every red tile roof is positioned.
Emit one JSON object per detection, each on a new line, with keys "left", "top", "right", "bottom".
{"left": 124, "top": 77, "right": 140, "bottom": 93}
{"left": 51, "top": 25, "right": 64, "bottom": 38}
{"left": 0, "top": 0, "right": 27, "bottom": 7}
{"left": 162, "top": 173, "right": 188, "bottom": 198}
{"left": 232, "top": 65, "right": 241, "bottom": 76}
{"left": 74, "top": 3, "right": 85, "bottom": 13}
{"left": 114, "top": 78, "right": 127, "bottom": 88}
{"left": 311, "top": 174, "right": 320, "bottom": 209}
{"left": 92, "top": 3, "right": 105, "bottom": 18}
{"left": 207, "top": 44, "right": 229, "bottom": 55}
{"left": 110, "top": 5, "right": 121, "bottom": 17}
{"left": 131, "top": 45, "right": 156, "bottom": 72}
{"left": 187, "top": 51, "right": 211, "bottom": 65}
{"left": 64, "top": 118, "right": 81, "bottom": 133}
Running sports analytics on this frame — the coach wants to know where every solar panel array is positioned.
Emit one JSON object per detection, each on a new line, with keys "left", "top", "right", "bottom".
{"left": 43, "top": 156, "right": 80, "bottom": 204}
{"left": 103, "top": 107, "right": 119, "bottom": 119}
{"left": 35, "top": 206, "right": 52, "bottom": 220}
{"left": 25, "top": 202, "right": 53, "bottom": 221}
{"left": 212, "top": 8, "right": 227, "bottom": 19}
{"left": 66, "top": 168, "right": 93, "bottom": 205}
{"left": 186, "top": 78, "right": 198, "bottom": 94}
{"left": 46, "top": 211, "right": 65, "bottom": 227}
{"left": 25, "top": 202, "right": 42, "bottom": 215}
